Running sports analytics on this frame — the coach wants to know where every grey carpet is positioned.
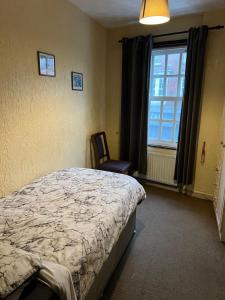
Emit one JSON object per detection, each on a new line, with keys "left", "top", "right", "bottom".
{"left": 103, "top": 186, "right": 225, "bottom": 300}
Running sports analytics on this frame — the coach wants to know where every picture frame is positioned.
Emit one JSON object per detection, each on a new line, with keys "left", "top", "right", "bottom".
{"left": 71, "top": 72, "right": 83, "bottom": 91}
{"left": 37, "top": 51, "right": 56, "bottom": 77}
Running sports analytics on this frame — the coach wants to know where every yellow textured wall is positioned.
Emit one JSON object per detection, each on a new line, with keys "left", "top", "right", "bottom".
{"left": 0, "top": 0, "right": 107, "bottom": 196}
{"left": 194, "top": 10, "right": 225, "bottom": 196}
{"left": 105, "top": 11, "right": 225, "bottom": 197}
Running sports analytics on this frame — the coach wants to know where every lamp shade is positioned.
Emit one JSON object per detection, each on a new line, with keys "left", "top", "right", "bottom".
{"left": 139, "top": 0, "right": 170, "bottom": 25}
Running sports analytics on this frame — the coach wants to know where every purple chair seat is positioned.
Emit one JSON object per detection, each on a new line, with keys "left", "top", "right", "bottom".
{"left": 100, "top": 160, "right": 131, "bottom": 174}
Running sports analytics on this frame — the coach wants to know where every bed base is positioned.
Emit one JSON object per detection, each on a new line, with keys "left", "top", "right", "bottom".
{"left": 85, "top": 210, "right": 136, "bottom": 300}
{"left": 6, "top": 210, "right": 136, "bottom": 300}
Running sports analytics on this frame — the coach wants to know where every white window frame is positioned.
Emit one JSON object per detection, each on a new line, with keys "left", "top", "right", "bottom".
{"left": 148, "top": 46, "right": 187, "bottom": 149}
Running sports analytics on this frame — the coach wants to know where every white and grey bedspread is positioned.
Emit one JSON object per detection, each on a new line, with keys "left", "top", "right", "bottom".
{"left": 0, "top": 168, "right": 145, "bottom": 299}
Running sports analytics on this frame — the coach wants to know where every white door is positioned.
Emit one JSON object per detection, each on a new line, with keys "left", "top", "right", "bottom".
{"left": 219, "top": 147, "right": 225, "bottom": 241}
{"left": 215, "top": 101, "right": 225, "bottom": 241}
{"left": 217, "top": 152, "right": 225, "bottom": 239}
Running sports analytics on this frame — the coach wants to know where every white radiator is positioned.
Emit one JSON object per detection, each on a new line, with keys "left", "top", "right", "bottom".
{"left": 146, "top": 151, "right": 176, "bottom": 186}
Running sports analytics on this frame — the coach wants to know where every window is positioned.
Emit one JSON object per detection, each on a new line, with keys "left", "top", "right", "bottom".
{"left": 148, "top": 47, "right": 187, "bottom": 148}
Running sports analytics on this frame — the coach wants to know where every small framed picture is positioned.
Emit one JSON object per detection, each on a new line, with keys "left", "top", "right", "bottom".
{"left": 71, "top": 72, "right": 83, "bottom": 91}
{"left": 38, "top": 51, "right": 56, "bottom": 77}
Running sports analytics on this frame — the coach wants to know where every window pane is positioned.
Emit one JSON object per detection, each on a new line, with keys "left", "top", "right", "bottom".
{"left": 40, "top": 56, "right": 47, "bottom": 75}
{"left": 181, "top": 52, "right": 187, "bottom": 74}
{"left": 175, "top": 122, "right": 180, "bottom": 142}
{"left": 150, "top": 101, "right": 161, "bottom": 120}
{"left": 180, "top": 76, "right": 185, "bottom": 96}
{"left": 176, "top": 101, "right": 182, "bottom": 121}
{"left": 166, "top": 77, "right": 178, "bottom": 97}
{"left": 152, "top": 77, "right": 164, "bottom": 96}
{"left": 167, "top": 53, "right": 180, "bottom": 75}
{"left": 162, "top": 101, "right": 175, "bottom": 120}
{"left": 161, "top": 122, "right": 173, "bottom": 142}
{"left": 149, "top": 121, "right": 160, "bottom": 141}
{"left": 148, "top": 47, "right": 187, "bottom": 147}
{"left": 153, "top": 55, "right": 165, "bottom": 75}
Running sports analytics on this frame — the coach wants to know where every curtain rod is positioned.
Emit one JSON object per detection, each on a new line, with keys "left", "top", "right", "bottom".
{"left": 118, "top": 25, "right": 224, "bottom": 43}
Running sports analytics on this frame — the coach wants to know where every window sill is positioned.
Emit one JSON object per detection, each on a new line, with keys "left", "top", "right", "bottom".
{"left": 148, "top": 144, "right": 177, "bottom": 151}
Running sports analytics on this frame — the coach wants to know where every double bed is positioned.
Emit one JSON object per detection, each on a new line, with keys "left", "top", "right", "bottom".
{"left": 0, "top": 168, "right": 145, "bottom": 300}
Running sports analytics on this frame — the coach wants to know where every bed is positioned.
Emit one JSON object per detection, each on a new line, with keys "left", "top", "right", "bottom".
{"left": 0, "top": 168, "right": 145, "bottom": 300}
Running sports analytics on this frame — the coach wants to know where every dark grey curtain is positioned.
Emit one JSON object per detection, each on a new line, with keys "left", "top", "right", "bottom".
{"left": 175, "top": 26, "right": 208, "bottom": 186}
{"left": 120, "top": 35, "right": 152, "bottom": 174}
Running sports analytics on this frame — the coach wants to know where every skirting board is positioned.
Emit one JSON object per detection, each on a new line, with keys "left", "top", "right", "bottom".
{"left": 187, "top": 190, "right": 213, "bottom": 201}
{"left": 136, "top": 177, "right": 213, "bottom": 201}
{"left": 213, "top": 200, "right": 222, "bottom": 240}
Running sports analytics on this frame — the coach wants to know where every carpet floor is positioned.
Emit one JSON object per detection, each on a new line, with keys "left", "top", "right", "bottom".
{"left": 102, "top": 186, "right": 225, "bottom": 300}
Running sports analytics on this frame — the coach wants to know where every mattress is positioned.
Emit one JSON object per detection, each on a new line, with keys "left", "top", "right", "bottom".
{"left": 0, "top": 168, "right": 145, "bottom": 299}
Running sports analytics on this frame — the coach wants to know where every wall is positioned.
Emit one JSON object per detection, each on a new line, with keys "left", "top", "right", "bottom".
{"left": 105, "top": 11, "right": 225, "bottom": 198}
{"left": 0, "top": 0, "right": 107, "bottom": 197}
{"left": 194, "top": 10, "right": 225, "bottom": 198}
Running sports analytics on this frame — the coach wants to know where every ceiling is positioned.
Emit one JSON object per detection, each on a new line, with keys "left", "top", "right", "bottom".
{"left": 68, "top": 0, "right": 225, "bottom": 28}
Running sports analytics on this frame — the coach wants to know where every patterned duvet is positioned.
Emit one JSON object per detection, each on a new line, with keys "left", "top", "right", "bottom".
{"left": 0, "top": 168, "right": 145, "bottom": 299}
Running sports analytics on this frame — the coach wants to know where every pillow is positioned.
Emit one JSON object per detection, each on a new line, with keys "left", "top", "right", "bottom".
{"left": 0, "top": 241, "right": 41, "bottom": 299}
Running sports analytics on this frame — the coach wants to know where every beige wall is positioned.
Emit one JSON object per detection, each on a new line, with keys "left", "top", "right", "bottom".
{"left": 194, "top": 10, "right": 225, "bottom": 197}
{"left": 105, "top": 11, "right": 225, "bottom": 197}
{"left": 0, "top": 0, "right": 107, "bottom": 197}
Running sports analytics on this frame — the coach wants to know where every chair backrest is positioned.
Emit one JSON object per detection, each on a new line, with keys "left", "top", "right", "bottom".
{"left": 91, "top": 132, "right": 110, "bottom": 168}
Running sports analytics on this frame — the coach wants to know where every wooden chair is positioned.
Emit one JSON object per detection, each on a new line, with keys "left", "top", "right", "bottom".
{"left": 91, "top": 132, "right": 131, "bottom": 174}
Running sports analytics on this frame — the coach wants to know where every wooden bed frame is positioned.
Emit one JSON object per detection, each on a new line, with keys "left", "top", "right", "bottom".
{"left": 7, "top": 210, "right": 136, "bottom": 300}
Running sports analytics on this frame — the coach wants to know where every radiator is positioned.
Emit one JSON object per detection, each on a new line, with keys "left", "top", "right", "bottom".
{"left": 146, "top": 151, "right": 176, "bottom": 186}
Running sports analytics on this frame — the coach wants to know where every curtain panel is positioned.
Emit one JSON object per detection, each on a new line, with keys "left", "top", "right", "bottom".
{"left": 120, "top": 35, "right": 153, "bottom": 175}
{"left": 175, "top": 26, "right": 209, "bottom": 186}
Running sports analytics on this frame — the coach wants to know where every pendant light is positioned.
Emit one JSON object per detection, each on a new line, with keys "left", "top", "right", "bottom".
{"left": 139, "top": 0, "right": 170, "bottom": 25}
